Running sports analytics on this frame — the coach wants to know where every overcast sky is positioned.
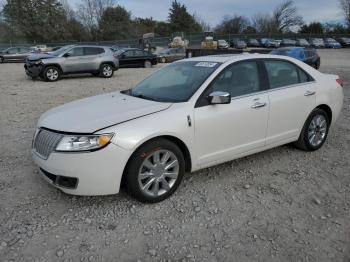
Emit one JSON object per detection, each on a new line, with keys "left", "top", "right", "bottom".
{"left": 71, "top": 0, "right": 342, "bottom": 26}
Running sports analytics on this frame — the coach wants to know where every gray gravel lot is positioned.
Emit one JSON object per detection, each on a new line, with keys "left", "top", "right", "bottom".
{"left": 0, "top": 50, "right": 349, "bottom": 262}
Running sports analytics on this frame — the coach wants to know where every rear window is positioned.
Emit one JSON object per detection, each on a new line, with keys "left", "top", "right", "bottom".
{"left": 85, "top": 47, "right": 105, "bottom": 55}
{"left": 264, "top": 59, "right": 315, "bottom": 89}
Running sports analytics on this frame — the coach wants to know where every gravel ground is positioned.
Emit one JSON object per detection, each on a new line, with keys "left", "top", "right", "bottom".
{"left": 0, "top": 50, "right": 349, "bottom": 262}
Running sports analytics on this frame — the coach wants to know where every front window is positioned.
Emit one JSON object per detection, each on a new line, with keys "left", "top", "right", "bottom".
{"left": 66, "top": 47, "right": 84, "bottom": 57}
{"left": 123, "top": 61, "right": 221, "bottom": 102}
{"left": 51, "top": 45, "right": 75, "bottom": 56}
{"left": 209, "top": 61, "right": 261, "bottom": 97}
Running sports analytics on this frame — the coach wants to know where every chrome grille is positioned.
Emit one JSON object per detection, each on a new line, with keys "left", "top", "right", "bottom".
{"left": 33, "top": 129, "right": 63, "bottom": 160}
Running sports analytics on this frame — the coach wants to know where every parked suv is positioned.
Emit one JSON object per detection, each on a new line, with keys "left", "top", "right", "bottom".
{"left": 24, "top": 45, "right": 119, "bottom": 82}
{"left": 0, "top": 46, "right": 33, "bottom": 63}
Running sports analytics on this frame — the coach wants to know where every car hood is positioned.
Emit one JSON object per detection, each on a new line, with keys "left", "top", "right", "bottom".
{"left": 38, "top": 92, "right": 172, "bottom": 133}
{"left": 27, "top": 53, "right": 56, "bottom": 61}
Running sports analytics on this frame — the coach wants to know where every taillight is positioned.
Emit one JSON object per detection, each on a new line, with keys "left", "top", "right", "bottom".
{"left": 336, "top": 77, "right": 344, "bottom": 87}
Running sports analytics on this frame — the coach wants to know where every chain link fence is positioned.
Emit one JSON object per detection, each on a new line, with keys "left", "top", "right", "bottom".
{"left": 1, "top": 33, "right": 350, "bottom": 50}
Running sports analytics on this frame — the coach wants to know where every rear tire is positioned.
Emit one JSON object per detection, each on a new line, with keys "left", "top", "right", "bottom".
{"left": 43, "top": 66, "right": 60, "bottom": 82}
{"left": 125, "top": 139, "right": 185, "bottom": 203}
{"left": 99, "top": 64, "right": 114, "bottom": 78}
{"left": 0, "top": 56, "right": 4, "bottom": 63}
{"left": 294, "top": 108, "right": 330, "bottom": 151}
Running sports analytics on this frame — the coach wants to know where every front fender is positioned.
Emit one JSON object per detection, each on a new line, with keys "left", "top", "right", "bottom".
{"left": 98, "top": 104, "right": 197, "bottom": 169}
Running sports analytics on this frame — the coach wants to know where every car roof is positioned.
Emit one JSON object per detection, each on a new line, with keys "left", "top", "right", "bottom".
{"left": 184, "top": 53, "right": 301, "bottom": 63}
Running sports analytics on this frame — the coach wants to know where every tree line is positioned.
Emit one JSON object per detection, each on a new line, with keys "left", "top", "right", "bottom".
{"left": 0, "top": 0, "right": 349, "bottom": 44}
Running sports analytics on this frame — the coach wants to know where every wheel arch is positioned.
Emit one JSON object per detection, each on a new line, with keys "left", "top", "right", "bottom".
{"left": 316, "top": 104, "right": 332, "bottom": 125}
{"left": 100, "top": 61, "right": 115, "bottom": 68}
{"left": 120, "top": 135, "right": 192, "bottom": 186}
{"left": 43, "top": 63, "right": 63, "bottom": 73}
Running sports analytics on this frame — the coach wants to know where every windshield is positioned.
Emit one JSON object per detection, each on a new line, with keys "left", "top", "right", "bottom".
{"left": 327, "top": 38, "right": 336, "bottom": 43}
{"left": 51, "top": 45, "right": 75, "bottom": 56}
{"left": 123, "top": 61, "right": 221, "bottom": 102}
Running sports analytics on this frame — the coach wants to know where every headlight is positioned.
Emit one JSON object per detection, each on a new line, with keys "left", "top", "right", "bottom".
{"left": 56, "top": 133, "right": 114, "bottom": 152}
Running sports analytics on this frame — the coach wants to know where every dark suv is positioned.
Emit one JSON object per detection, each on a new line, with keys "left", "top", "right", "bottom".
{"left": 25, "top": 45, "right": 119, "bottom": 81}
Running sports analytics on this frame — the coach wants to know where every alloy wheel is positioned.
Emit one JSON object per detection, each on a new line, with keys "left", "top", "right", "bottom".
{"left": 46, "top": 68, "right": 59, "bottom": 81}
{"left": 138, "top": 149, "right": 179, "bottom": 197}
{"left": 307, "top": 114, "right": 327, "bottom": 147}
{"left": 102, "top": 65, "right": 113, "bottom": 77}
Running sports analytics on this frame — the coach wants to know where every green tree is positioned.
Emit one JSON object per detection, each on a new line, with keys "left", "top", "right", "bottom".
{"left": 215, "top": 15, "right": 250, "bottom": 34}
{"left": 133, "top": 17, "right": 157, "bottom": 36}
{"left": 98, "top": 6, "right": 132, "bottom": 40}
{"left": 299, "top": 22, "right": 324, "bottom": 34}
{"left": 3, "top": 0, "right": 70, "bottom": 42}
{"left": 154, "top": 21, "right": 172, "bottom": 36}
{"left": 168, "top": 0, "right": 202, "bottom": 34}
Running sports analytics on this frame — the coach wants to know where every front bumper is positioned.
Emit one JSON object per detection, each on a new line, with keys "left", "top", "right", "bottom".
{"left": 24, "top": 63, "right": 43, "bottom": 77}
{"left": 32, "top": 143, "right": 132, "bottom": 196}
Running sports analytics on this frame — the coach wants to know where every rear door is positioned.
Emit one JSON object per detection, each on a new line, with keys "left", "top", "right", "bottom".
{"left": 84, "top": 47, "right": 105, "bottom": 71}
{"left": 264, "top": 59, "right": 317, "bottom": 145}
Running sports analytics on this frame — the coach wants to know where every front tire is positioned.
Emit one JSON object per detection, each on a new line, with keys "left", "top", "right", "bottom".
{"left": 144, "top": 60, "right": 152, "bottom": 68}
{"left": 125, "top": 139, "right": 185, "bottom": 203}
{"left": 294, "top": 108, "right": 330, "bottom": 151}
{"left": 99, "top": 64, "right": 114, "bottom": 78}
{"left": 43, "top": 66, "right": 60, "bottom": 82}
{"left": 0, "top": 56, "right": 4, "bottom": 63}
{"left": 160, "top": 57, "right": 166, "bottom": 63}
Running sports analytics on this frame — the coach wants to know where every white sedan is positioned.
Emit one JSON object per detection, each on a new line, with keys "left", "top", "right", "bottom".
{"left": 32, "top": 54, "right": 344, "bottom": 202}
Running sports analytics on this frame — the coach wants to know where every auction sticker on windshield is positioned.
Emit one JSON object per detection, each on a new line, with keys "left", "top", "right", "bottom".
{"left": 195, "top": 62, "right": 218, "bottom": 68}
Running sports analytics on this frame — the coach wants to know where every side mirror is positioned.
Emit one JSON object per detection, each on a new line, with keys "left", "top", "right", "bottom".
{"left": 208, "top": 91, "right": 231, "bottom": 105}
{"left": 121, "top": 54, "right": 126, "bottom": 59}
{"left": 63, "top": 52, "right": 71, "bottom": 58}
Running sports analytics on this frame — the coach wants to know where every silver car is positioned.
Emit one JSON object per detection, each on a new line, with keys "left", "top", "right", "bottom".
{"left": 0, "top": 46, "right": 33, "bottom": 63}
{"left": 24, "top": 45, "right": 119, "bottom": 81}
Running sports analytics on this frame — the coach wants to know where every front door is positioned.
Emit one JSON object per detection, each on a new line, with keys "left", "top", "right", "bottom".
{"left": 61, "top": 47, "right": 88, "bottom": 73}
{"left": 194, "top": 60, "right": 269, "bottom": 168}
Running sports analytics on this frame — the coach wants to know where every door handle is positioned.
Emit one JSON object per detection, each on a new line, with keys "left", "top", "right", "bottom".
{"left": 251, "top": 102, "right": 267, "bottom": 109}
{"left": 304, "top": 91, "right": 316, "bottom": 96}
